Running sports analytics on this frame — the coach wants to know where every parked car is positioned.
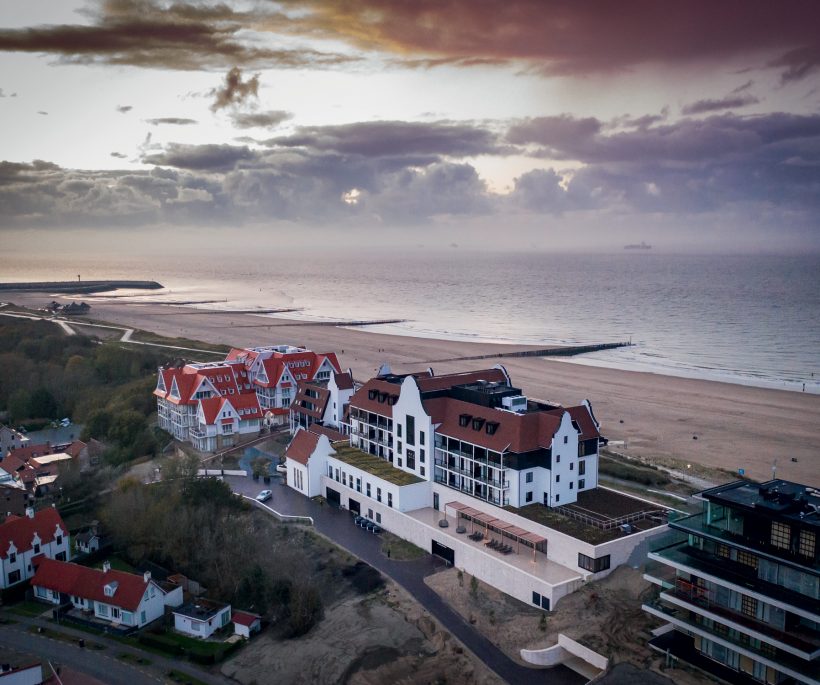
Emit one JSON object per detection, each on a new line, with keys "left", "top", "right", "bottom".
{"left": 256, "top": 490, "right": 272, "bottom": 502}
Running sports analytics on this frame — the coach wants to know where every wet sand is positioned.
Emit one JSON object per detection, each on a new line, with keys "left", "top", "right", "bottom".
{"left": 9, "top": 293, "right": 819, "bottom": 484}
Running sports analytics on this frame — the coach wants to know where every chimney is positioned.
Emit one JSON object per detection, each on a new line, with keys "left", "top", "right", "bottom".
{"left": 25, "top": 507, "right": 34, "bottom": 519}
{"left": 102, "top": 560, "right": 111, "bottom": 573}
{"left": 143, "top": 571, "right": 151, "bottom": 583}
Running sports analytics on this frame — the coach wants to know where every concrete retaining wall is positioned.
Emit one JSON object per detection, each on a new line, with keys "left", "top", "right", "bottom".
{"left": 521, "top": 633, "right": 609, "bottom": 670}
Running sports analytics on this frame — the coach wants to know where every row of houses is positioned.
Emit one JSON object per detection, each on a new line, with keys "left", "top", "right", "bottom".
{"left": 0, "top": 506, "right": 261, "bottom": 639}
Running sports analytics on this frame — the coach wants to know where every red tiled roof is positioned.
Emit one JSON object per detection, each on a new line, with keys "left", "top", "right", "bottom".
{"left": 62, "top": 440, "right": 87, "bottom": 459}
{"left": 285, "top": 430, "right": 320, "bottom": 466}
{"left": 31, "top": 558, "right": 151, "bottom": 612}
{"left": 199, "top": 397, "right": 227, "bottom": 425}
{"left": 423, "top": 396, "right": 562, "bottom": 453}
{"left": 0, "top": 507, "right": 66, "bottom": 557}
{"left": 6, "top": 443, "right": 53, "bottom": 461}
{"left": 0, "top": 453, "right": 52, "bottom": 486}
{"left": 416, "top": 368, "right": 507, "bottom": 393}
{"left": 348, "top": 379, "right": 400, "bottom": 417}
{"left": 232, "top": 610, "right": 261, "bottom": 627}
{"left": 334, "top": 371, "right": 354, "bottom": 390}
{"left": 308, "top": 424, "right": 347, "bottom": 443}
{"left": 561, "top": 405, "right": 601, "bottom": 440}
{"left": 291, "top": 382, "right": 330, "bottom": 420}
{"left": 230, "top": 393, "right": 262, "bottom": 419}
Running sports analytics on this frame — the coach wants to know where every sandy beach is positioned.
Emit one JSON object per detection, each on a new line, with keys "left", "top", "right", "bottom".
{"left": 7, "top": 293, "right": 819, "bottom": 484}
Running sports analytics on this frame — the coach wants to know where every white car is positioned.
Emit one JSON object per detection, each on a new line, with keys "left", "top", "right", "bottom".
{"left": 256, "top": 490, "right": 272, "bottom": 503}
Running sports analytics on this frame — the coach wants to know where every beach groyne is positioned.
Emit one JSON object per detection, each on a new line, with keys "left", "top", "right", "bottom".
{"left": 425, "top": 341, "right": 632, "bottom": 363}
{"left": 0, "top": 280, "right": 163, "bottom": 294}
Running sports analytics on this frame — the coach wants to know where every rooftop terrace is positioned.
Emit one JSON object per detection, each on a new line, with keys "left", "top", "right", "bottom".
{"left": 330, "top": 444, "right": 423, "bottom": 486}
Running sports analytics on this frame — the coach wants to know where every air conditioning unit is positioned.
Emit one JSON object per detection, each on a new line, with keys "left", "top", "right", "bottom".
{"left": 501, "top": 395, "right": 527, "bottom": 412}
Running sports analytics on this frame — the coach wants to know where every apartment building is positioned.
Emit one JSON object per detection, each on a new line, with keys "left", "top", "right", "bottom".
{"left": 155, "top": 345, "right": 340, "bottom": 449}
{"left": 644, "top": 479, "right": 819, "bottom": 685}
{"left": 286, "top": 366, "right": 668, "bottom": 609}
{"left": 289, "top": 370, "right": 355, "bottom": 434}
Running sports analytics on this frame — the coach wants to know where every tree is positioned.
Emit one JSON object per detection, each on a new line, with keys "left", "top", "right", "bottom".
{"left": 82, "top": 408, "right": 113, "bottom": 440}
{"left": 287, "top": 583, "right": 323, "bottom": 637}
{"left": 470, "top": 575, "right": 479, "bottom": 599}
{"left": 28, "top": 387, "right": 59, "bottom": 419}
{"left": 108, "top": 410, "right": 147, "bottom": 448}
{"left": 7, "top": 389, "right": 31, "bottom": 421}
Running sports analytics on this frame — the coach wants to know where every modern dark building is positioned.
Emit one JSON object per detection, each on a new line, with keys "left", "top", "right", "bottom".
{"left": 644, "top": 479, "right": 819, "bottom": 685}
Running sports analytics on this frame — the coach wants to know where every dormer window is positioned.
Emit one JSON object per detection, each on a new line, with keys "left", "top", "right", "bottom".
{"left": 485, "top": 422, "right": 499, "bottom": 435}
{"left": 458, "top": 414, "right": 472, "bottom": 427}
{"left": 104, "top": 581, "right": 119, "bottom": 597}
{"left": 368, "top": 389, "right": 378, "bottom": 400}
{"left": 472, "top": 418, "right": 485, "bottom": 431}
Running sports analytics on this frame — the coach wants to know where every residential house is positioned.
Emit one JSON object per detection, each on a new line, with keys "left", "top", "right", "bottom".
{"left": 31, "top": 558, "right": 183, "bottom": 629}
{"left": 0, "top": 662, "right": 43, "bottom": 685}
{"left": 286, "top": 365, "right": 668, "bottom": 610}
{"left": 172, "top": 599, "right": 232, "bottom": 638}
{"left": 0, "top": 507, "right": 70, "bottom": 589}
{"left": 289, "top": 370, "right": 355, "bottom": 434}
{"left": 75, "top": 522, "right": 109, "bottom": 555}
{"left": 0, "top": 425, "right": 29, "bottom": 456}
{"left": 232, "top": 610, "right": 262, "bottom": 638}
{"left": 0, "top": 483, "right": 34, "bottom": 519}
{"left": 643, "top": 479, "right": 819, "bottom": 685}
{"left": 0, "top": 451, "right": 71, "bottom": 496}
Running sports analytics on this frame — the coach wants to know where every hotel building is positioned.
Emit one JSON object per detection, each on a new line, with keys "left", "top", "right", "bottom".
{"left": 644, "top": 479, "right": 819, "bottom": 685}
{"left": 286, "top": 365, "right": 669, "bottom": 609}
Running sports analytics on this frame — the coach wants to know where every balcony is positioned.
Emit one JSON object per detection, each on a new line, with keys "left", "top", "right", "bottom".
{"left": 643, "top": 600, "right": 820, "bottom": 684}
{"left": 650, "top": 539, "right": 820, "bottom": 618}
{"left": 664, "top": 578, "right": 820, "bottom": 658}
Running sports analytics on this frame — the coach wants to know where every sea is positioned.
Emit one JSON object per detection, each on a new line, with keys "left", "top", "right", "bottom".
{"left": 2, "top": 250, "right": 819, "bottom": 394}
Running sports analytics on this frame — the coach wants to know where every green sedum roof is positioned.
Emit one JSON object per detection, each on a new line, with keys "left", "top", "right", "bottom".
{"left": 330, "top": 444, "right": 423, "bottom": 486}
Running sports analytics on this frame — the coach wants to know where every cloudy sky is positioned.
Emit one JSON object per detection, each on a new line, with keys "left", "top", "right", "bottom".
{"left": 1, "top": 0, "right": 820, "bottom": 251}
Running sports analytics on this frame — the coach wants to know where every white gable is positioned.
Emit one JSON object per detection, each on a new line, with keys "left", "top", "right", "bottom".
{"left": 169, "top": 377, "right": 181, "bottom": 400}
{"left": 156, "top": 373, "right": 167, "bottom": 393}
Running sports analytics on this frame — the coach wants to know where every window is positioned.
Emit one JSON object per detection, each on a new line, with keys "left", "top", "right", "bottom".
{"left": 387, "top": 492, "right": 393, "bottom": 508}
{"left": 55, "top": 551, "right": 66, "bottom": 561}
{"left": 736, "top": 549, "right": 759, "bottom": 569}
{"left": 569, "top": 482, "right": 573, "bottom": 490}
{"left": 366, "top": 483, "right": 371, "bottom": 497}
{"left": 141, "top": 611, "right": 146, "bottom": 624}
{"left": 420, "top": 432, "right": 425, "bottom": 446}
{"left": 569, "top": 463, "right": 574, "bottom": 471}
{"left": 406, "top": 415, "right": 415, "bottom": 445}
{"left": 526, "top": 472, "right": 533, "bottom": 483}
{"left": 8, "top": 570, "right": 20, "bottom": 585}
{"left": 556, "top": 455, "right": 560, "bottom": 463}
{"left": 328, "top": 465, "right": 333, "bottom": 478}
{"left": 377, "top": 488, "right": 382, "bottom": 502}
{"left": 563, "top": 436, "right": 568, "bottom": 444}
{"left": 368, "top": 508, "right": 373, "bottom": 519}
{"left": 799, "top": 530, "right": 816, "bottom": 558}
{"left": 578, "top": 460, "right": 586, "bottom": 476}
{"left": 36, "top": 585, "right": 47, "bottom": 598}
{"left": 741, "top": 594, "right": 758, "bottom": 618}
{"left": 556, "top": 475, "right": 560, "bottom": 483}
{"left": 578, "top": 479, "right": 585, "bottom": 489}
{"left": 397, "top": 442, "right": 402, "bottom": 454}
{"left": 9, "top": 553, "right": 15, "bottom": 564}
{"left": 56, "top": 535, "right": 63, "bottom": 545}
{"left": 716, "top": 543, "right": 731, "bottom": 559}
{"left": 770, "top": 522, "right": 790, "bottom": 550}
{"left": 356, "top": 477, "right": 361, "bottom": 493}
{"left": 578, "top": 553, "right": 610, "bottom": 573}
{"left": 532, "top": 591, "right": 540, "bottom": 606}
{"left": 191, "top": 621, "right": 201, "bottom": 632}
{"left": 526, "top": 491, "right": 533, "bottom": 503}
{"left": 342, "top": 472, "right": 347, "bottom": 486}
{"left": 33, "top": 544, "right": 40, "bottom": 554}
{"left": 420, "top": 449, "right": 425, "bottom": 463}
{"left": 406, "top": 449, "right": 415, "bottom": 470}
{"left": 555, "top": 494, "right": 560, "bottom": 502}
{"left": 397, "top": 424, "right": 402, "bottom": 438}
{"left": 98, "top": 604, "right": 109, "bottom": 617}
{"left": 376, "top": 512, "right": 381, "bottom": 524}
{"left": 420, "top": 466, "right": 425, "bottom": 477}
{"left": 397, "top": 458, "right": 402, "bottom": 467}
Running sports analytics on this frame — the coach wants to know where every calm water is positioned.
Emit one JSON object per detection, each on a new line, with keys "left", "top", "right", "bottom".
{"left": 2, "top": 251, "right": 819, "bottom": 393}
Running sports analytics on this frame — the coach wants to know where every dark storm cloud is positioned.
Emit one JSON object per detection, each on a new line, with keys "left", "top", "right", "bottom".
{"left": 210, "top": 68, "right": 259, "bottom": 112}
{"left": 145, "top": 117, "right": 198, "bottom": 125}
{"left": 280, "top": 0, "right": 820, "bottom": 80}
{"left": 681, "top": 94, "right": 760, "bottom": 115}
{"left": 268, "top": 120, "right": 506, "bottom": 158}
{"left": 116, "top": 104, "right": 132, "bottom": 113}
{"left": 143, "top": 143, "right": 255, "bottom": 171}
{"left": 769, "top": 45, "right": 820, "bottom": 84}
{"left": 0, "top": 1, "right": 357, "bottom": 71}
{"left": 229, "top": 109, "right": 291, "bottom": 129}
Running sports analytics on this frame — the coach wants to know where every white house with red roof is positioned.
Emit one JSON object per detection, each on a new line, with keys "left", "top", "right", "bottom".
{"left": 283, "top": 366, "right": 668, "bottom": 610}
{"left": 232, "top": 610, "right": 262, "bottom": 638}
{"left": 288, "top": 369, "right": 356, "bottom": 435}
{"left": 0, "top": 507, "right": 70, "bottom": 589}
{"left": 155, "top": 346, "right": 340, "bottom": 450}
{"left": 31, "top": 558, "right": 183, "bottom": 629}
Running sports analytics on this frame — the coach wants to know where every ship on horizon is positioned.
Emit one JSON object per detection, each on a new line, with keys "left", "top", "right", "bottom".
{"left": 624, "top": 241, "right": 652, "bottom": 250}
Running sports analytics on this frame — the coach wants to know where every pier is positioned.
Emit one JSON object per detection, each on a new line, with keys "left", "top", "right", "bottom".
{"left": 422, "top": 341, "right": 632, "bottom": 363}
{"left": 0, "top": 280, "right": 163, "bottom": 294}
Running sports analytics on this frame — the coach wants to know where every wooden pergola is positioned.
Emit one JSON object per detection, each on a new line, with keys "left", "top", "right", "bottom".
{"left": 444, "top": 500, "right": 546, "bottom": 562}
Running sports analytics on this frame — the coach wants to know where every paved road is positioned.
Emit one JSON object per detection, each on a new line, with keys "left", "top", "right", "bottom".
{"left": 0, "top": 615, "right": 234, "bottom": 685}
{"left": 230, "top": 475, "right": 586, "bottom": 685}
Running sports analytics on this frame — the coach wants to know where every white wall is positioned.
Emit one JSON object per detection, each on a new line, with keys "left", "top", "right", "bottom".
{"left": 392, "top": 377, "right": 434, "bottom": 481}
{"left": 0, "top": 521, "right": 70, "bottom": 589}
{"left": 324, "top": 458, "right": 432, "bottom": 513}
{"left": 174, "top": 606, "right": 231, "bottom": 638}
{"left": 548, "top": 412, "right": 579, "bottom": 507}
{"left": 0, "top": 664, "right": 43, "bottom": 685}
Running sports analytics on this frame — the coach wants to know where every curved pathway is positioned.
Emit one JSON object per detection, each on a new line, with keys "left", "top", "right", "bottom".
{"left": 227, "top": 475, "right": 586, "bottom": 685}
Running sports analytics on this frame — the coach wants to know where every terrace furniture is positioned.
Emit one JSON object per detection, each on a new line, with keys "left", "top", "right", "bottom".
{"left": 438, "top": 519, "right": 449, "bottom": 528}
{"left": 456, "top": 526, "right": 466, "bottom": 534}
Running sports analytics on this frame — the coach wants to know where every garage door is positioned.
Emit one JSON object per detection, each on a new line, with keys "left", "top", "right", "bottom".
{"left": 348, "top": 498, "right": 361, "bottom": 515}
{"left": 431, "top": 540, "right": 454, "bottom": 566}
{"left": 325, "top": 487, "right": 341, "bottom": 507}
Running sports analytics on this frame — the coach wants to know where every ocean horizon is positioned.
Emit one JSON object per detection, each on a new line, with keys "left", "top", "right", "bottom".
{"left": 2, "top": 250, "right": 818, "bottom": 394}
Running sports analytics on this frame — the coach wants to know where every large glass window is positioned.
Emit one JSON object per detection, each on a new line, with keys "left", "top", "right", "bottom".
{"left": 799, "top": 530, "right": 816, "bottom": 558}
{"left": 406, "top": 415, "right": 415, "bottom": 446}
{"left": 771, "top": 522, "right": 790, "bottom": 550}
{"left": 578, "top": 553, "right": 611, "bottom": 573}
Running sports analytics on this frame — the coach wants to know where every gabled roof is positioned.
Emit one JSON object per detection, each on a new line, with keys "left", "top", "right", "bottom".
{"left": 5, "top": 443, "right": 53, "bottom": 461}
{"left": 0, "top": 507, "right": 66, "bottom": 557}
{"left": 198, "top": 397, "right": 228, "bottom": 425}
{"left": 333, "top": 371, "right": 354, "bottom": 390}
{"left": 560, "top": 405, "right": 601, "bottom": 440}
{"left": 423, "top": 396, "right": 562, "bottom": 453}
{"left": 230, "top": 393, "right": 262, "bottom": 419}
{"left": 232, "top": 610, "right": 261, "bottom": 627}
{"left": 308, "top": 424, "right": 347, "bottom": 442}
{"left": 31, "top": 558, "right": 152, "bottom": 612}
{"left": 0, "top": 453, "right": 53, "bottom": 486}
{"left": 291, "top": 382, "right": 331, "bottom": 420}
{"left": 348, "top": 379, "right": 400, "bottom": 417}
{"left": 285, "top": 429, "right": 320, "bottom": 466}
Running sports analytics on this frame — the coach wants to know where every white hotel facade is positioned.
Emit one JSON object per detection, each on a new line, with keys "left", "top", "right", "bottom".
{"left": 287, "top": 366, "right": 668, "bottom": 609}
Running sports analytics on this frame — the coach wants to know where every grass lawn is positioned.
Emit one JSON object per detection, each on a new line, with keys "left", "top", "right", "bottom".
{"left": 166, "top": 669, "right": 209, "bottom": 685}
{"left": 6, "top": 601, "right": 49, "bottom": 617}
{"left": 28, "top": 625, "right": 106, "bottom": 650}
{"left": 158, "top": 629, "right": 228, "bottom": 656}
{"left": 381, "top": 532, "right": 426, "bottom": 561}
{"left": 117, "top": 652, "right": 152, "bottom": 666}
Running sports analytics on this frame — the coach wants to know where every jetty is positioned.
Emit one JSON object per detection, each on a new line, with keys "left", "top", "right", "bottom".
{"left": 422, "top": 341, "right": 631, "bottom": 363}
{"left": 0, "top": 280, "right": 163, "bottom": 294}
